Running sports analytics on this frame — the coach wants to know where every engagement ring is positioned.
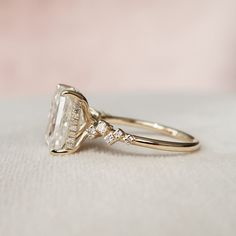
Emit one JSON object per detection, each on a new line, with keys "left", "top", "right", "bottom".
{"left": 45, "top": 84, "right": 200, "bottom": 155}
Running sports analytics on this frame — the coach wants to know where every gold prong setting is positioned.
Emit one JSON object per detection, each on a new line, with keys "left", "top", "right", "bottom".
{"left": 64, "top": 103, "right": 82, "bottom": 150}
{"left": 45, "top": 84, "right": 90, "bottom": 153}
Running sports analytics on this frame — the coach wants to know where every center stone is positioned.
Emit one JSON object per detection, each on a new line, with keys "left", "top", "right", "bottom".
{"left": 45, "top": 85, "right": 85, "bottom": 151}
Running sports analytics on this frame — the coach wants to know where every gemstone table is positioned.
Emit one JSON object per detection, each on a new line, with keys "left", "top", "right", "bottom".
{"left": 0, "top": 93, "right": 235, "bottom": 236}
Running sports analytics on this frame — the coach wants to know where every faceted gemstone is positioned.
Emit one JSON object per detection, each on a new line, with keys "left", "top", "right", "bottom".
{"left": 45, "top": 85, "right": 83, "bottom": 151}
{"left": 113, "top": 129, "right": 124, "bottom": 139}
{"left": 96, "top": 121, "right": 109, "bottom": 135}
{"left": 87, "top": 125, "right": 97, "bottom": 139}
{"left": 69, "top": 125, "right": 78, "bottom": 132}
{"left": 66, "top": 137, "right": 76, "bottom": 149}
{"left": 124, "top": 134, "right": 135, "bottom": 144}
{"left": 104, "top": 132, "right": 115, "bottom": 144}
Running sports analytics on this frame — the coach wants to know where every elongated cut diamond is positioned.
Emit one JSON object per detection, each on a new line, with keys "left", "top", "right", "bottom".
{"left": 45, "top": 85, "right": 84, "bottom": 151}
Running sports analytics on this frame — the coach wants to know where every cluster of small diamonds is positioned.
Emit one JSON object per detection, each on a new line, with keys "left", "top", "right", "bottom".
{"left": 86, "top": 120, "right": 134, "bottom": 145}
{"left": 65, "top": 103, "right": 81, "bottom": 149}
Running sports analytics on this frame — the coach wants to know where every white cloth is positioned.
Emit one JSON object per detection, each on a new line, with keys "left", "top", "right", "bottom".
{"left": 0, "top": 93, "right": 236, "bottom": 236}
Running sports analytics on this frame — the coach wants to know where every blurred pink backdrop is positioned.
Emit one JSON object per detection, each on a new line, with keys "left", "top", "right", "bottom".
{"left": 0, "top": 0, "right": 236, "bottom": 97}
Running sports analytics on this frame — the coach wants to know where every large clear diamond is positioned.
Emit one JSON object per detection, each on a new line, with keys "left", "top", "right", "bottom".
{"left": 45, "top": 85, "right": 75, "bottom": 151}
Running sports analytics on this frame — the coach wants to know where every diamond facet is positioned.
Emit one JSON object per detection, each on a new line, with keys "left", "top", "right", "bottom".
{"left": 69, "top": 125, "right": 78, "bottom": 132}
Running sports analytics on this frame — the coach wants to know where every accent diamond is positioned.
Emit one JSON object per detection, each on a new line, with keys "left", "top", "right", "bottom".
{"left": 68, "top": 131, "right": 77, "bottom": 138}
{"left": 73, "top": 106, "right": 80, "bottom": 114}
{"left": 113, "top": 129, "right": 124, "bottom": 139}
{"left": 66, "top": 137, "right": 76, "bottom": 149}
{"left": 124, "top": 134, "right": 134, "bottom": 144}
{"left": 104, "top": 132, "right": 115, "bottom": 144}
{"left": 71, "top": 111, "right": 80, "bottom": 120}
{"left": 87, "top": 125, "right": 97, "bottom": 139}
{"left": 96, "top": 121, "right": 109, "bottom": 135}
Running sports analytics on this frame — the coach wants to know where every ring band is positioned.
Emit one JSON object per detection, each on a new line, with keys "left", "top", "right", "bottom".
{"left": 101, "top": 114, "right": 200, "bottom": 152}
{"left": 45, "top": 84, "right": 200, "bottom": 155}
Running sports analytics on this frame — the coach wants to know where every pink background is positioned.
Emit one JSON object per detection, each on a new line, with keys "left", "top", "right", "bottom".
{"left": 0, "top": 0, "right": 236, "bottom": 97}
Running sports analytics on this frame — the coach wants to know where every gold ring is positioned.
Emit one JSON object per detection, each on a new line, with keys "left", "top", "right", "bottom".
{"left": 45, "top": 84, "right": 200, "bottom": 155}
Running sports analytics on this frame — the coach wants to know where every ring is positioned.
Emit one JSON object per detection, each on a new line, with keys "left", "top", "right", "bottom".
{"left": 45, "top": 84, "right": 200, "bottom": 155}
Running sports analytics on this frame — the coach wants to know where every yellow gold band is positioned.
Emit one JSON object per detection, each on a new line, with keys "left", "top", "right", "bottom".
{"left": 101, "top": 113, "right": 200, "bottom": 152}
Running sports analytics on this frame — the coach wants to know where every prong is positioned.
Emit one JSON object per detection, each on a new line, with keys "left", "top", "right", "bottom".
{"left": 61, "top": 89, "right": 78, "bottom": 97}
{"left": 50, "top": 130, "right": 89, "bottom": 156}
{"left": 62, "top": 89, "right": 92, "bottom": 124}
{"left": 47, "top": 87, "right": 91, "bottom": 156}
{"left": 61, "top": 90, "right": 88, "bottom": 104}
{"left": 73, "top": 131, "right": 89, "bottom": 152}
{"left": 50, "top": 148, "right": 74, "bottom": 156}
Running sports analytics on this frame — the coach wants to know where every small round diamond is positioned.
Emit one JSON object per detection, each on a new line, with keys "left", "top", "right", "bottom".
{"left": 66, "top": 137, "right": 76, "bottom": 149}
{"left": 72, "top": 112, "right": 80, "bottom": 120}
{"left": 104, "top": 132, "right": 115, "bottom": 145}
{"left": 70, "top": 125, "right": 78, "bottom": 132}
{"left": 68, "top": 131, "right": 77, "bottom": 138}
{"left": 124, "top": 134, "right": 134, "bottom": 144}
{"left": 72, "top": 104, "right": 80, "bottom": 113}
{"left": 113, "top": 129, "right": 124, "bottom": 139}
{"left": 87, "top": 125, "right": 97, "bottom": 139}
{"left": 96, "top": 121, "right": 109, "bottom": 135}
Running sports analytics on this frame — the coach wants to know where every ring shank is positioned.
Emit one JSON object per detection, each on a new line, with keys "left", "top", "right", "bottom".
{"left": 101, "top": 114, "right": 200, "bottom": 152}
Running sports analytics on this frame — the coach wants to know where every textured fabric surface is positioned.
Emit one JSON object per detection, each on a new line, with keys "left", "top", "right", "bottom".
{"left": 0, "top": 93, "right": 236, "bottom": 236}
